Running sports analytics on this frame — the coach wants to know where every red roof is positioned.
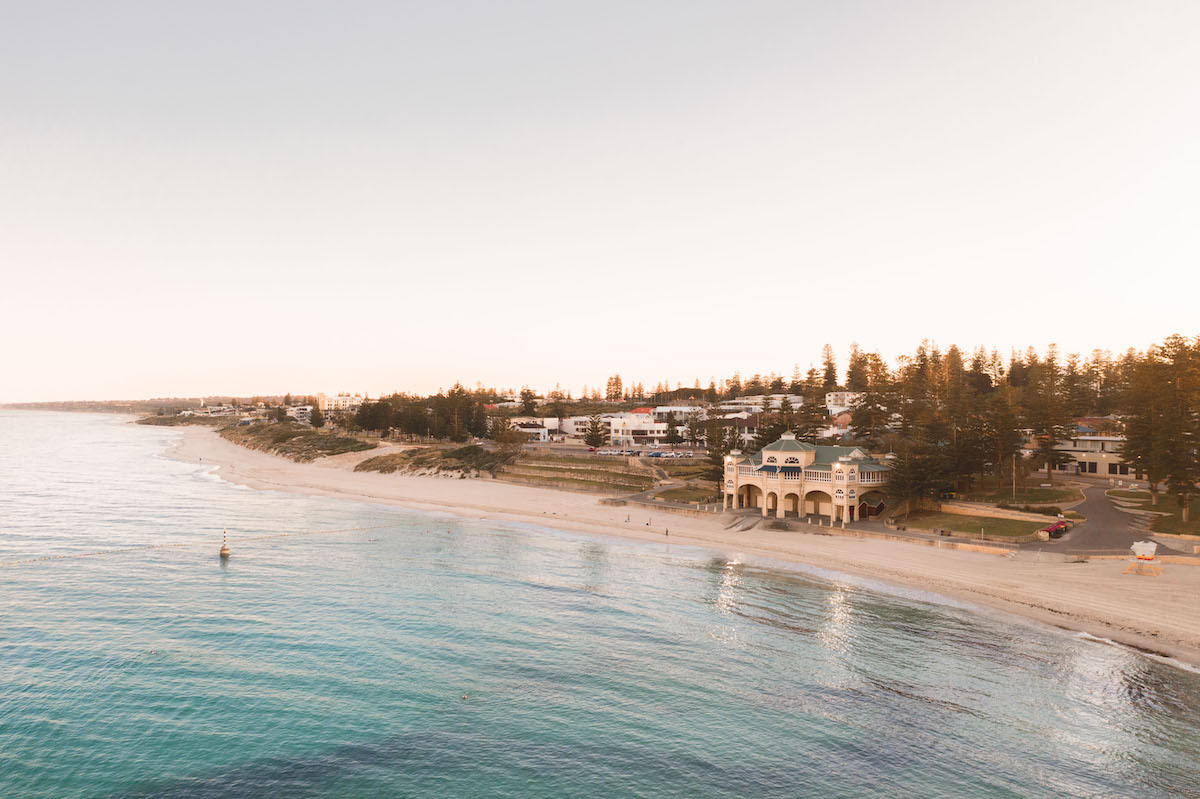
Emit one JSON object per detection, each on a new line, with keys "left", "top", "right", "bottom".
{"left": 631, "top": 407, "right": 655, "bottom": 414}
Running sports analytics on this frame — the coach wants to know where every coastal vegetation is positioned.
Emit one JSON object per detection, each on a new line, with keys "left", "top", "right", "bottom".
{"left": 355, "top": 444, "right": 513, "bottom": 477}
{"left": 136, "top": 415, "right": 227, "bottom": 427}
{"left": 219, "top": 422, "right": 375, "bottom": 462}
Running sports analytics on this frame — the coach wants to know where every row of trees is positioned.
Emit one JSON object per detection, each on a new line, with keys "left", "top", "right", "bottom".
{"left": 589, "top": 343, "right": 1139, "bottom": 409}
{"left": 345, "top": 384, "right": 504, "bottom": 442}
{"left": 871, "top": 337, "right": 1198, "bottom": 516}
{"left": 1120, "top": 335, "right": 1199, "bottom": 520}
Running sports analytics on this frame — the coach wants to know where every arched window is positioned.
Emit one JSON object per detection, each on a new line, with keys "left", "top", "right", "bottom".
{"left": 766, "top": 456, "right": 777, "bottom": 464}
{"left": 784, "top": 457, "right": 799, "bottom": 464}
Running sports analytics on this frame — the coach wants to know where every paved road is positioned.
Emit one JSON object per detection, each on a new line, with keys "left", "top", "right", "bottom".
{"left": 1026, "top": 484, "right": 1191, "bottom": 554}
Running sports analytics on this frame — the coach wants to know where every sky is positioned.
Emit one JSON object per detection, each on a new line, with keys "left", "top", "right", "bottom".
{"left": 2, "top": 0, "right": 1198, "bottom": 402}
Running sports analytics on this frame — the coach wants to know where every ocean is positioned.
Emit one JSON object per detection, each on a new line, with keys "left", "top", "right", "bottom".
{"left": 2, "top": 410, "right": 1199, "bottom": 798}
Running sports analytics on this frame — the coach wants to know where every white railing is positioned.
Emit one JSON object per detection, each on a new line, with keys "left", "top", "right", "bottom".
{"left": 805, "top": 471, "right": 831, "bottom": 482}
{"left": 738, "top": 466, "right": 756, "bottom": 476}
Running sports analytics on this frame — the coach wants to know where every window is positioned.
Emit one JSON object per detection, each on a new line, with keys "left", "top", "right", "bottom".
{"left": 1108, "top": 463, "right": 1117, "bottom": 475}
{"left": 766, "top": 456, "right": 777, "bottom": 464}
{"left": 785, "top": 457, "right": 799, "bottom": 464}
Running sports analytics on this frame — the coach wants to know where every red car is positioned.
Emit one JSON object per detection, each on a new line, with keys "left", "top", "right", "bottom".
{"left": 1041, "top": 521, "right": 1069, "bottom": 538}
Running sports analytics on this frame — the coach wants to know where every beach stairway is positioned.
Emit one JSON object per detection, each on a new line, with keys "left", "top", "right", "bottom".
{"left": 723, "top": 515, "right": 761, "bottom": 532}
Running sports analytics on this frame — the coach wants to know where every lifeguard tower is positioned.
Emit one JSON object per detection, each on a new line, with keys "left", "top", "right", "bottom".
{"left": 1123, "top": 541, "right": 1161, "bottom": 576}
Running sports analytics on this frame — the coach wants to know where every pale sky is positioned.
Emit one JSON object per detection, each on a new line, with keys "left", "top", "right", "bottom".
{"left": 2, "top": 1, "right": 1198, "bottom": 402}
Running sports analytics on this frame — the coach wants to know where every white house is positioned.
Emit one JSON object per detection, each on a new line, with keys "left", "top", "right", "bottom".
{"left": 285, "top": 405, "right": 313, "bottom": 423}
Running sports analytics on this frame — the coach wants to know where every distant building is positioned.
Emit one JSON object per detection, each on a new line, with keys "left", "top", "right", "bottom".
{"left": 653, "top": 405, "right": 706, "bottom": 423}
{"left": 717, "top": 395, "right": 804, "bottom": 414}
{"left": 513, "top": 422, "right": 550, "bottom": 442}
{"left": 819, "top": 412, "right": 852, "bottom": 440}
{"left": 1024, "top": 432, "right": 1132, "bottom": 477}
{"left": 824, "top": 392, "right": 863, "bottom": 415}
{"left": 724, "top": 433, "right": 890, "bottom": 522}
{"left": 286, "top": 405, "right": 313, "bottom": 423}
{"left": 606, "top": 412, "right": 686, "bottom": 446}
{"left": 317, "top": 393, "right": 364, "bottom": 414}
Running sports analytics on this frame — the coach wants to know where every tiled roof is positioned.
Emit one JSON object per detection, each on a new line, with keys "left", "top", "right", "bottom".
{"left": 760, "top": 438, "right": 816, "bottom": 452}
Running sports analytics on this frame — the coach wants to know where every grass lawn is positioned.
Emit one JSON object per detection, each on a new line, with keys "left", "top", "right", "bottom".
{"left": 1108, "top": 490, "right": 1200, "bottom": 536}
{"left": 657, "top": 461, "right": 711, "bottom": 479}
{"left": 901, "top": 511, "right": 1045, "bottom": 539}
{"left": 655, "top": 486, "right": 719, "bottom": 503}
{"left": 965, "top": 485, "right": 1078, "bottom": 504}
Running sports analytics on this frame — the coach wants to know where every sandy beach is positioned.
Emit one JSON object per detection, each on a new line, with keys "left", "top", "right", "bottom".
{"left": 172, "top": 426, "right": 1200, "bottom": 669}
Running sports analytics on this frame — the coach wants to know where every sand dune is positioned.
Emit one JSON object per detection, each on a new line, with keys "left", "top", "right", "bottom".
{"left": 172, "top": 427, "right": 1200, "bottom": 668}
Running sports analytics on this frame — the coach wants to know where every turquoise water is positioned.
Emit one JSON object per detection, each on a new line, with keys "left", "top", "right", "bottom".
{"left": 2, "top": 411, "right": 1199, "bottom": 798}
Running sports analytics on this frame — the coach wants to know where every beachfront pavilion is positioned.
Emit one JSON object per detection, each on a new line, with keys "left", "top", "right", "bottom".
{"left": 723, "top": 432, "right": 891, "bottom": 523}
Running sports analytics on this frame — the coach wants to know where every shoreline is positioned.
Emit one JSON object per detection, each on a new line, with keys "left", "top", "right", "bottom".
{"left": 169, "top": 426, "right": 1200, "bottom": 669}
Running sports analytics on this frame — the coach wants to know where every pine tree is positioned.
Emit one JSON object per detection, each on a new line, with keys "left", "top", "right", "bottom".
{"left": 704, "top": 423, "right": 738, "bottom": 481}
{"left": 1120, "top": 350, "right": 1168, "bottom": 504}
{"left": 885, "top": 438, "right": 953, "bottom": 515}
{"left": 845, "top": 343, "right": 869, "bottom": 391}
{"left": 519, "top": 387, "right": 537, "bottom": 415}
{"left": 822, "top": 344, "right": 838, "bottom": 390}
{"left": 1158, "top": 335, "right": 1200, "bottom": 522}
{"left": 664, "top": 412, "right": 683, "bottom": 446}
{"left": 583, "top": 414, "right": 607, "bottom": 448}
{"left": 1024, "top": 349, "right": 1073, "bottom": 484}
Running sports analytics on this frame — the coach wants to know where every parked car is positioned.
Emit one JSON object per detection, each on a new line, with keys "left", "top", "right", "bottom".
{"left": 648, "top": 452, "right": 664, "bottom": 458}
{"left": 1042, "top": 521, "right": 1069, "bottom": 538}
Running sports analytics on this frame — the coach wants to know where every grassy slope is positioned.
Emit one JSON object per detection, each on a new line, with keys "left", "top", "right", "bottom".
{"left": 965, "top": 485, "right": 1078, "bottom": 504}
{"left": 655, "top": 486, "right": 719, "bottom": 503}
{"left": 901, "top": 511, "right": 1044, "bottom": 538}
{"left": 496, "top": 455, "right": 655, "bottom": 494}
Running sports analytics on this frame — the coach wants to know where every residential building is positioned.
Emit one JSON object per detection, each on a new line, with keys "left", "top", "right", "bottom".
{"left": 824, "top": 391, "right": 864, "bottom": 415}
{"left": 513, "top": 422, "right": 550, "bottom": 442}
{"left": 723, "top": 432, "right": 891, "bottom": 522}
{"left": 653, "top": 405, "right": 706, "bottom": 423}
{"left": 285, "top": 405, "right": 313, "bottom": 423}
{"left": 317, "top": 393, "right": 364, "bottom": 414}
{"left": 717, "top": 395, "right": 805, "bottom": 414}
{"left": 606, "top": 412, "right": 686, "bottom": 446}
